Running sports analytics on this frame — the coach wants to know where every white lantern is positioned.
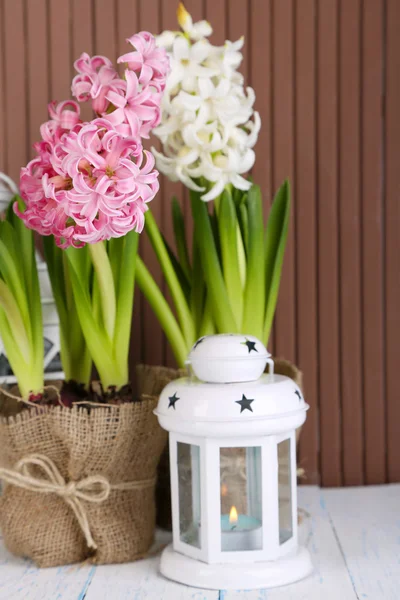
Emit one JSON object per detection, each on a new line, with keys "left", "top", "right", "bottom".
{"left": 155, "top": 334, "right": 312, "bottom": 590}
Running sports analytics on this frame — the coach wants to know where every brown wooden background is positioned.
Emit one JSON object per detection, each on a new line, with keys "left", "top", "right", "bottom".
{"left": 0, "top": 0, "right": 399, "bottom": 487}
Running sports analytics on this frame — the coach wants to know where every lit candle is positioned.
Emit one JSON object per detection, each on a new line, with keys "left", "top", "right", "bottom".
{"left": 221, "top": 505, "right": 262, "bottom": 552}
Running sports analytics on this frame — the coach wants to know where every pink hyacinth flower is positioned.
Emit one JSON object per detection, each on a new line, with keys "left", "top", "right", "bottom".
{"left": 104, "top": 70, "right": 162, "bottom": 139}
{"left": 117, "top": 31, "right": 170, "bottom": 90}
{"left": 17, "top": 115, "right": 159, "bottom": 248}
{"left": 72, "top": 53, "right": 125, "bottom": 114}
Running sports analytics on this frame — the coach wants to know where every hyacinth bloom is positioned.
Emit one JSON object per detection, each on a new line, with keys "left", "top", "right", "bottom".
{"left": 18, "top": 31, "right": 168, "bottom": 249}
{"left": 18, "top": 106, "right": 159, "bottom": 248}
{"left": 72, "top": 31, "right": 170, "bottom": 139}
{"left": 152, "top": 4, "right": 260, "bottom": 201}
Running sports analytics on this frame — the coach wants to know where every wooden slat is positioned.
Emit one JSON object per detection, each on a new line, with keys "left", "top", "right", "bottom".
{"left": 317, "top": 0, "right": 341, "bottom": 486}
{"left": 48, "top": 0, "right": 72, "bottom": 101}
{"left": 205, "top": 0, "right": 226, "bottom": 45}
{"left": 227, "top": 0, "right": 249, "bottom": 81}
{"left": 26, "top": 0, "right": 49, "bottom": 158}
{"left": 249, "top": 0, "right": 275, "bottom": 355}
{"left": 362, "top": 0, "right": 386, "bottom": 484}
{"left": 116, "top": 0, "right": 144, "bottom": 376}
{"left": 71, "top": 0, "right": 94, "bottom": 121}
{"left": 271, "top": 0, "right": 296, "bottom": 363}
{"left": 338, "top": 0, "right": 363, "bottom": 486}
{"left": 295, "top": 0, "right": 319, "bottom": 485}
{"left": 385, "top": 0, "right": 400, "bottom": 483}
{"left": 94, "top": 0, "right": 117, "bottom": 61}
{"left": 249, "top": 0, "right": 271, "bottom": 205}
{"left": 3, "top": 0, "right": 27, "bottom": 181}
{"left": 139, "top": 0, "right": 164, "bottom": 367}
{"left": 160, "top": 0, "right": 189, "bottom": 368}
{"left": 0, "top": 1, "right": 6, "bottom": 172}
{"left": 180, "top": 0, "right": 203, "bottom": 250}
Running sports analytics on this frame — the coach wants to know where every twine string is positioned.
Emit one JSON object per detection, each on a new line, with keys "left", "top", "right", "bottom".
{"left": 0, "top": 385, "right": 63, "bottom": 407}
{"left": 0, "top": 453, "right": 156, "bottom": 550}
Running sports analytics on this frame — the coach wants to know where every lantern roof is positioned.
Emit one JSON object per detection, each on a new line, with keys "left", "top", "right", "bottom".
{"left": 155, "top": 373, "right": 309, "bottom": 436}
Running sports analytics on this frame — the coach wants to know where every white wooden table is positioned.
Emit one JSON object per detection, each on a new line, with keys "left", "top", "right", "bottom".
{"left": 0, "top": 485, "right": 399, "bottom": 599}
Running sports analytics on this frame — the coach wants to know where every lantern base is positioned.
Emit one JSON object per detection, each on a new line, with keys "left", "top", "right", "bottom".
{"left": 160, "top": 544, "right": 313, "bottom": 590}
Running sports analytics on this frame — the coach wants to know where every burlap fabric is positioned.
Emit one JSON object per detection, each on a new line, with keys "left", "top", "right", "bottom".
{"left": 0, "top": 391, "right": 167, "bottom": 568}
{"left": 138, "top": 359, "right": 303, "bottom": 530}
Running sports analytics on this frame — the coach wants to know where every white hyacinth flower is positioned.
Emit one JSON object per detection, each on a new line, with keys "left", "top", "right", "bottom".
{"left": 152, "top": 4, "right": 260, "bottom": 202}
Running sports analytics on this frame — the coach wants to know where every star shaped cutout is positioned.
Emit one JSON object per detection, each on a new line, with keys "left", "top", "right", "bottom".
{"left": 168, "top": 393, "right": 180, "bottom": 409}
{"left": 241, "top": 338, "right": 258, "bottom": 354}
{"left": 235, "top": 394, "right": 254, "bottom": 413}
{"left": 294, "top": 390, "right": 302, "bottom": 402}
{"left": 192, "top": 337, "right": 206, "bottom": 350}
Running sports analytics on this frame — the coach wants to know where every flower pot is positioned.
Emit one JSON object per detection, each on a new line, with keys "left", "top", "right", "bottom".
{"left": 138, "top": 359, "right": 303, "bottom": 531}
{"left": 0, "top": 388, "right": 166, "bottom": 567}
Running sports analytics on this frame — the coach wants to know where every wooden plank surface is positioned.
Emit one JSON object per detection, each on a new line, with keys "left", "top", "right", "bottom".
{"left": 271, "top": 0, "right": 296, "bottom": 363}
{"left": 159, "top": 0, "right": 185, "bottom": 369}
{"left": 115, "top": 0, "right": 144, "bottom": 374}
{"left": 0, "top": 0, "right": 398, "bottom": 486}
{"left": 324, "top": 485, "right": 400, "bottom": 600}
{"left": 385, "top": 0, "right": 400, "bottom": 483}
{"left": 4, "top": 486, "right": 400, "bottom": 599}
{"left": 0, "top": 531, "right": 96, "bottom": 600}
{"left": 139, "top": 0, "right": 165, "bottom": 368}
{"left": 220, "top": 487, "right": 357, "bottom": 600}
{"left": 3, "top": 0, "right": 27, "bottom": 181}
{"left": 48, "top": 0, "right": 72, "bottom": 101}
{"left": 94, "top": 0, "right": 117, "bottom": 61}
{"left": 26, "top": 0, "right": 49, "bottom": 158}
{"left": 338, "top": 0, "right": 363, "bottom": 486}
{"left": 85, "top": 530, "right": 218, "bottom": 600}
{"left": 294, "top": 0, "right": 319, "bottom": 485}
{"left": 316, "top": 0, "right": 341, "bottom": 487}
{"left": 362, "top": 0, "right": 385, "bottom": 484}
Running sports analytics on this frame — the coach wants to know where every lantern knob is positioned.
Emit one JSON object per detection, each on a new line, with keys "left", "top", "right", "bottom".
{"left": 187, "top": 334, "right": 274, "bottom": 383}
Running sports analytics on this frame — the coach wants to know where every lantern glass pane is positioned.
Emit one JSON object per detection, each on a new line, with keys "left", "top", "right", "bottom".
{"left": 220, "top": 447, "right": 262, "bottom": 552}
{"left": 177, "top": 442, "right": 201, "bottom": 548}
{"left": 278, "top": 438, "right": 293, "bottom": 544}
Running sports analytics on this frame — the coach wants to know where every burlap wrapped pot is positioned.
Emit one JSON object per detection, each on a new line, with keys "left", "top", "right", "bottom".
{"left": 137, "top": 359, "right": 303, "bottom": 531}
{"left": 0, "top": 390, "right": 166, "bottom": 568}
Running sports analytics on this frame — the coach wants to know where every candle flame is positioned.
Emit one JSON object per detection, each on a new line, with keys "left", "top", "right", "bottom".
{"left": 221, "top": 483, "right": 228, "bottom": 497}
{"left": 229, "top": 505, "right": 238, "bottom": 524}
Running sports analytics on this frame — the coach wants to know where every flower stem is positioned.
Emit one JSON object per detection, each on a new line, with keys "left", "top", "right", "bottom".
{"left": 88, "top": 242, "right": 116, "bottom": 341}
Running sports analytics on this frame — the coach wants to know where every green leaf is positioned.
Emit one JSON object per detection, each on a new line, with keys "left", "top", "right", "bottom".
{"left": 162, "top": 233, "right": 191, "bottom": 303}
{"left": 190, "top": 190, "right": 237, "bottom": 333}
{"left": 190, "top": 240, "right": 205, "bottom": 337}
{"left": 242, "top": 184, "right": 265, "bottom": 338}
{"left": 0, "top": 223, "right": 30, "bottom": 328}
{"left": 237, "top": 197, "right": 249, "bottom": 254}
{"left": 218, "top": 189, "right": 243, "bottom": 328}
{"left": 263, "top": 179, "right": 291, "bottom": 345}
{"left": 136, "top": 256, "right": 188, "bottom": 367}
{"left": 0, "top": 280, "right": 31, "bottom": 363}
{"left": 172, "top": 197, "right": 191, "bottom": 283}
{"left": 65, "top": 248, "right": 124, "bottom": 387}
{"left": 145, "top": 209, "right": 195, "bottom": 347}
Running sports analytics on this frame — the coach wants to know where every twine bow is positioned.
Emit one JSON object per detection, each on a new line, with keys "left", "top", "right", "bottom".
{"left": 0, "top": 454, "right": 155, "bottom": 550}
